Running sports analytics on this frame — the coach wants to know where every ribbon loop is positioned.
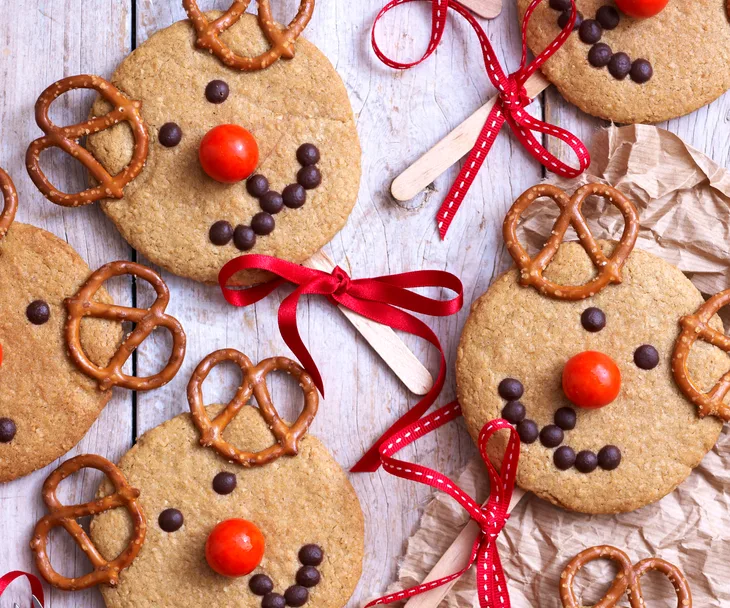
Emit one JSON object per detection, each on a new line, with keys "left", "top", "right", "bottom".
{"left": 219, "top": 254, "right": 464, "bottom": 471}
{"left": 372, "top": 0, "right": 591, "bottom": 238}
{"left": 0, "top": 571, "right": 45, "bottom": 608}
{"left": 365, "top": 403, "right": 521, "bottom": 608}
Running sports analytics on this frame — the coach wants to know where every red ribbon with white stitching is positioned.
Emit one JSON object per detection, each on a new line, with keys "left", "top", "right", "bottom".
{"left": 0, "top": 571, "right": 45, "bottom": 607}
{"left": 372, "top": 0, "right": 590, "bottom": 239}
{"left": 365, "top": 403, "right": 520, "bottom": 608}
{"left": 218, "top": 254, "right": 464, "bottom": 472}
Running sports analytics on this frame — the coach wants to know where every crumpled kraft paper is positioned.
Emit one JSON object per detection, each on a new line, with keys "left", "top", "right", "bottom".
{"left": 372, "top": 125, "right": 730, "bottom": 607}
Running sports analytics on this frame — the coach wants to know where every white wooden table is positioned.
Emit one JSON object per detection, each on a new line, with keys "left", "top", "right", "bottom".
{"left": 1, "top": 1, "right": 729, "bottom": 607}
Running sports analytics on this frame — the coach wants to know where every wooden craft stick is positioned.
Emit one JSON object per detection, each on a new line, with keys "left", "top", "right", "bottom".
{"left": 459, "top": 0, "right": 502, "bottom": 19}
{"left": 403, "top": 487, "right": 528, "bottom": 608}
{"left": 304, "top": 250, "right": 434, "bottom": 396}
{"left": 391, "top": 72, "right": 551, "bottom": 203}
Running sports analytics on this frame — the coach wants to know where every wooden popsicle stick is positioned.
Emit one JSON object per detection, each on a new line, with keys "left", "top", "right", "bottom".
{"left": 391, "top": 72, "right": 551, "bottom": 202}
{"left": 459, "top": 0, "right": 502, "bottom": 19}
{"left": 403, "top": 487, "right": 528, "bottom": 608}
{"left": 303, "top": 250, "right": 434, "bottom": 396}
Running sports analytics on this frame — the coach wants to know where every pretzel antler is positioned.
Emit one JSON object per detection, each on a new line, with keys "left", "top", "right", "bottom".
{"left": 560, "top": 545, "right": 691, "bottom": 608}
{"left": 504, "top": 183, "right": 639, "bottom": 300}
{"left": 183, "top": 0, "right": 315, "bottom": 71}
{"left": 26, "top": 75, "right": 149, "bottom": 208}
{"left": 0, "top": 168, "right": 18, "bottom": 241}
{"left": 30, "top": 454, "right": 147, "bottom": 591}
{"left": 65, "top": 261, "right": 186, "bottom": 391}
{"left": 187, "top": 349, "right": 318, "bottom": 466}
{"left": 673, "top": 289, "right": 730, "bottom": 421}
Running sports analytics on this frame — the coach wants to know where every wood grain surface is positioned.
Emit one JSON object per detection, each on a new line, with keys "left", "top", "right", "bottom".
{"left": 0, "top": 1, "right": 728, "bottom": 607}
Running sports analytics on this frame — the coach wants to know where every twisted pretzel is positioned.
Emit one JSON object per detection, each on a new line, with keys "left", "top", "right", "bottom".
{"left": 187, "top": 349, "right": 318, "bottom": 466}
{"left": 0, "top": 168, "right": 18, "bottom": 241}
{"left": 504, "top": 183, "right": 639, "bottom": 300}
{"left": 65, "top": 261, "right": 186, "bottom": 391}
{"left": 30, "top": 454, "right": 146, "bottom": 591}
{"left": 673, "top": 289, "right": 730, "bottom": 421}
{"left": 26, "top": 75, "right": 149, "bottom": 207}
{"left": 560, "top": 545, "right": 691, "bottom": 608}
{"left": 183, "top": 0, "right": 315, "bottom": 71}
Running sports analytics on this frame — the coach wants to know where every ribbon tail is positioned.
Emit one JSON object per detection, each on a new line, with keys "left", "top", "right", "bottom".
{"left": 436, "top": 103, "right": 505, "bottom": 239}
{"left": 476, "top": 542, "right": 511, "bottom": 608}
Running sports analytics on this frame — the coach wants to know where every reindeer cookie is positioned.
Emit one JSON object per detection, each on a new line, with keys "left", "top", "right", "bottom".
{"left": 518, "top": 0, "right": 730, "bottom": 123}
{"left": 456, "top": 183, "right": 730, "bottom": 514}
{"left": 0, "top": 169, "right": 123, "bottom": 482}
{"left": 83, "top": 350, "right": 363, "bottom": 608}
{"left": 27, "top": 2, "right": 361, "bottom": 285}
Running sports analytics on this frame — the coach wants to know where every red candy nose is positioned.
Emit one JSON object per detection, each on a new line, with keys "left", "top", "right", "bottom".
{"left": 562, "top": 351, "right": 621, "bottom": 409}
{"left": 199, "top": 124, "right": 259, "bottom": 184}
{"left": 205, "top": 518, "right": 265, "bottom": 578}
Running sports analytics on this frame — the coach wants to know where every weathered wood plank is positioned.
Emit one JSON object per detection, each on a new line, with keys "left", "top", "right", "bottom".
{"left": 0, "top": 1, "right": 133, "bottom": 607}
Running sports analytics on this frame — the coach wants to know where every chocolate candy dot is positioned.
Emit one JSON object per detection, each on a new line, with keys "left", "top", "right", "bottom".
{"left": 260, "top": 191, "right": 284, "bottom": 215}
{"left": 634, "top": 344, "right": 659, "bottom": 370}
{"left": 539, "top": 424, "right": 564, "bottom": 448}
{"left": 517, "top": 419, "right": 539, "bottom": 444}
{"left": 250, "top": 574, "right": 274, "bottom": 596}
{"left": 549, "top": 0, "right": 571, "bottom": 10}
{"left": 251, "top": 212, "right": 275, "bottom": 236}
{"left": 581, "top": 307, "right": 606, "bottom": 332}
{"left": 608, "top": 52, "right": 632, "bottom": 80}
{"left": 596, "top": 6, "right": 620, "bottom": 30}
{"left": 297, "top": 166, "right": 322, "bottom": 190}
{"left": 554, "top": 407, "right": 577, "bottom": 431}
{"left": 588, "top": 43, "right": 613, "bottom": 69}
{"left": 209, "top": 221, "right": 234, "bottom": 246}
{"left": 283, "top": 184, "right": 307, "bottom": 209}
{"left": 234, "top": 225, "right": 256, "bottom": 251}
{"left": 247, "top": 174, "right": 270, "bottom": 198}
{"left": 26, "top": 300, "right": 50, "bottom": 325}
{"left": 299, "top": 544, "right": 324, "bottom": 566}
{"left": 284, "top": 585, "right": 309, "bottom": 607}
{"left": 598, "top": 445, "right": 622, "bottom": 471}
{"left": 262, "top": 593, "right": 287, "bottom": 608}
{"left": 501, "top": 401, "right": 526, "bottom": 425}
{"left": 296, "top": 566, "right": 321, "bottom": 588}
{"left": 554, "top": 446, "right": 576, "bottom": 471}
{"left": 630, "top": 58, "right": 653, "bottom": 84}
{"left": 0, "top": 418, "right": 17, "bottom": 443}
{"left": 212, "top": 472, "right": 237, "bottom": 495}
{"left": 579, "top": 19, "right": 602, "bottom": 44}
{"left": 558, "top": 10, "right": 583, "bottom": 30}
{"left": 159, "top": 122, "right": 182, "bottom": 147}
{"left": 498, "top": 378, "right": 524, "bottom": 400}
{"left": 297, "top": 143, "right": 321, "bottom": 167}
{"left": 205, "top": 79, "right": 230, "bottom": 104}
{"left": 158, "top": 508, "right": 184, "bottom": 532}
{"left": 575, "top": 450, "right": 598, "bottom": 474}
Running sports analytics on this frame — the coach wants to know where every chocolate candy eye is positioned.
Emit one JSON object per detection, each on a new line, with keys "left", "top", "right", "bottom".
{"left": 158, "top": 508, "right": 184, "bottom": 532}
{"left": 26, "top": 300, "right": 50, "bottom": 325}
{"left": 581, "top": 307, "right": 606, "bottom": 332}
{"left": 212, "top": 472, "right": 237, "bottom": 495}
{"left": 634, "top": 345, "right": 659, "bottom": 370}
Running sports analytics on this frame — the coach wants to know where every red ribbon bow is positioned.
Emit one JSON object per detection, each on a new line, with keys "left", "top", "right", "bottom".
{"left": 0, "top": 571, "right": 45, "bottom": 607}
{"left": 372, "top": 0, "right": 590, "bottom": 238}
{"left": 218, "top": 254, "right": 463, "bottom": 472}
{"left": 365, "top": 403, "right": 520, "bottom": 608}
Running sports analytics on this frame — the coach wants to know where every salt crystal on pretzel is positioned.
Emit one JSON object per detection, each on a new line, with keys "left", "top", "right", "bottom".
{"left": 0, "top": 168, "right": 18, "bottom": 241}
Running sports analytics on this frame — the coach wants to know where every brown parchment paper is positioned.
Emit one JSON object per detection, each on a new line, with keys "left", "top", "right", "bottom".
{"left": 370, "top": 125, "right": 730, "bottom": 607}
